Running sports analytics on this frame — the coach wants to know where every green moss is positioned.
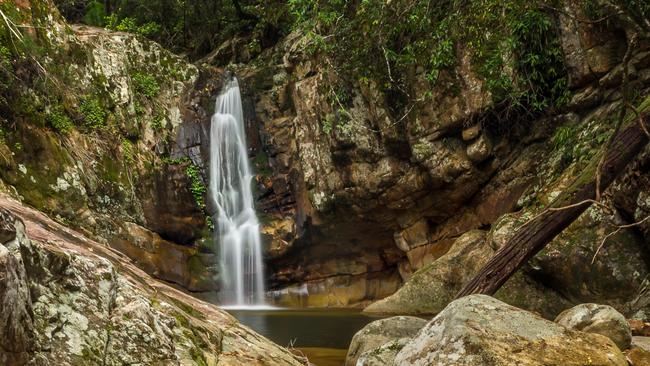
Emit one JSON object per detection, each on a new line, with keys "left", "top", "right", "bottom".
{"left": 163, "top": 156, "right": 190, "bottom": 165}
{"left": 169, "top": 298, "right": 206, "bottom": 321}
{"left": 100, "top": 153, "right": 123, "bottom": 183}
{"left": 150, "top": 296, "right": 161, "bottom": 309}
{"left": 189, "top": 345, "right": 208, "bottom": 366}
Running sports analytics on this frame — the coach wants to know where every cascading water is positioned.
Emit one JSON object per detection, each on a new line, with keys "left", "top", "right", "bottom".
{"left": 210, "top": 77, "right": 265, "bottom": 306}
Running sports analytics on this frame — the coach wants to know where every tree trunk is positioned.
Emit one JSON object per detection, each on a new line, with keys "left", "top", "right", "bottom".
{"left": 455, "top": 110, "right": 650, "bottom": 298}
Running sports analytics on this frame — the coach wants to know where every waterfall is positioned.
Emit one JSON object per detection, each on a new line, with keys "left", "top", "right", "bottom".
{"left": 210, "top": 77, "right": 265, "bottom": 306}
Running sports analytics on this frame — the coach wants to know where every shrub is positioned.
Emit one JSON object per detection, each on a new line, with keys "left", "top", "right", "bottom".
{"left": 79, "top": 97, "right": 106, "bottom": 129}
{"left": 121, "top": 138, "right": 135, "bottom": 164}
{"left": 185, "top": 164, "right": 206, "bottom": 209}
{"left": 151, "top": 114, "right": 165, "bottom": 130}
{"left": 47, "top": 110, "right": 74, "bottom": 134}
{"left": 132, "top": 72, "right": 160, "bottom": 98}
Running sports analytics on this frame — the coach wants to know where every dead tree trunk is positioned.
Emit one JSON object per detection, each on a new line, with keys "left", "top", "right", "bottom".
{"left": 455, "top": 111, "right": 650, "bottom": 298}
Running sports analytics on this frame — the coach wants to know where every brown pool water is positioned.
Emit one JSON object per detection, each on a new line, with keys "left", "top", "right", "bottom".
{"left": 224, "top": 308, "right": 386, "bottom": 365}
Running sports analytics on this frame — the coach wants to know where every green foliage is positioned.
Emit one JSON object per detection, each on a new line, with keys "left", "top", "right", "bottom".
{"left": 0, "top": 45, "right": 11, "bottom": 69}
{"left": 121, "top": 138, "right": 135, "bottom": 164}
{"left": 114, "top": 17, "right": 136, "bottom": 32}
{"left": 132, "top": 72, "right": 160, "bottom": 98}
{"left": 47, "top": 109, "right": 74, "bottom": 134}
{"left": 186, "top": 164, "right": 206, "bottom": 209}
{"left": 135, "top": 22, "right": 161, "bottom": 37}
{"left": 161, "top": 156, "right": 211, "bottom": 229}
{"left": 56, "top": 0, "right": 293, "bottom": 60}
{"left": 79, "top": 97, "right": 106, "bottom": 129}
{"left": 0, "top": 45, "right": 13, "bottom": 106}
{"left": 83, "top": 1, "right": 106, "bottom": 26}
{"left": 290, "top": 0, "right": 571, "bottom": 127}
{"left": 108, "top": 16, "right": 161, "bottom": 37}
{"left": 322, "top": 113, "right": 334, "bottom": 134}
{"left": 552, "top": 126, "right": 576, "bottom": 149}
{"left": 205, "top": 215, "right": 214, "bottom": 231}
{"left": 151, "top": 114, "right": 165, "bottom": 130}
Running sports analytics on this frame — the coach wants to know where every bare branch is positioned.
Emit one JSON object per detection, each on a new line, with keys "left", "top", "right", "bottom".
{"left": 592, "top": 215, "right": 650, "bottom": 263}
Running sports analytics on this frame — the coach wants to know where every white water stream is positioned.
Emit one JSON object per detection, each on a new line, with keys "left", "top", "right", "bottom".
{"left": 210, "top": 77, "right": 265, "bottom": 306}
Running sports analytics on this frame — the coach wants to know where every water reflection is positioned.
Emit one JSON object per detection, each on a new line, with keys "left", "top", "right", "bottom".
{"left": 224, "top": 308, "right": 385, "bottom": 349}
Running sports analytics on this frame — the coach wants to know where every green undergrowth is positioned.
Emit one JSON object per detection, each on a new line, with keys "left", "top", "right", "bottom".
{"left": 79, "top": 97, "right": 107, "bottom": 129}
{"left": 185, "top": 164, "right": 206, "bottom": 210}
{"left": 289, "top": 0, "right": 576, "bottom": 131}
{"left": 47, "top": 108, "right": 74, "bottom": 134}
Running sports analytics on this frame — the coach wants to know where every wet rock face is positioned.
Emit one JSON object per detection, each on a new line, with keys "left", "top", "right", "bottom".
{"left": 138, "top": 163, "right": 206, "bottom": 245}
{"left": 395, "top": 295, "right": 627, "bottom": 366}
{"left": 236, "top": 30, "right": 510, "bottom": 304}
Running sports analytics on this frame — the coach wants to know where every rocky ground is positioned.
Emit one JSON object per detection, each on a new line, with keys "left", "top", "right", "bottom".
{"left": 349, "top": 295, "right": 650, "bottom": 366}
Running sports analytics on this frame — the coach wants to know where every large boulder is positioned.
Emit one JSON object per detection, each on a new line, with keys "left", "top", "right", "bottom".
{"left": 345, "top": 316, "right": 427, "bottom": 366}
{"left": 627, "top": 347, "right": 650, "bottom": 366}
{"left": 555, "top": 303, "right": 632, "bottom": 351}
{"left": 395, "top": 295, "right": 627, "bottom": 366}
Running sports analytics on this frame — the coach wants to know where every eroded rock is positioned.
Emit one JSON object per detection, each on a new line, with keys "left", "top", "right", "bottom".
{"left": 356, "top": 338, "right": 409, "bottom": 366}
